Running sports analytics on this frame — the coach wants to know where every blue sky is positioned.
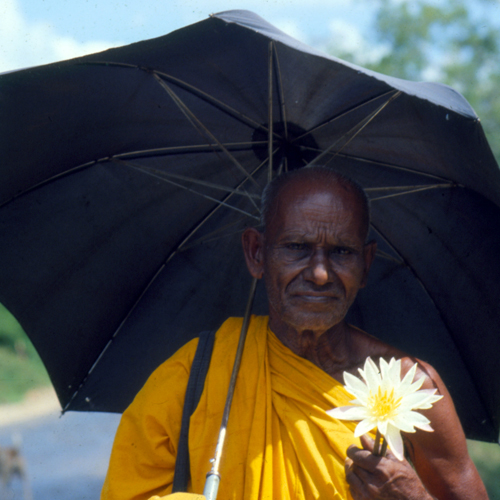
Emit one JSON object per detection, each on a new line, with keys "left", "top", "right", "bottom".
{"left": 1, "top": 0, "right": 379, "bottom": 73}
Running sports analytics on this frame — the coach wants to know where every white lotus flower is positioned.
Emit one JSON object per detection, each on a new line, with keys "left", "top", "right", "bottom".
{"left": 327, "top": 357, "right": 442, "bottom": 460}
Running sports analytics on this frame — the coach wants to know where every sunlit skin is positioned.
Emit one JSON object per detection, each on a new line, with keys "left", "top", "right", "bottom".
{"left": 242, "top": 172, "right": 488, "bottom": 500}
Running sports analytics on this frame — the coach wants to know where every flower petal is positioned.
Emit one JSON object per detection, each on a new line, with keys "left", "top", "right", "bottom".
{"left": 384, "top": 424, "right": 405, "bottom": 461}
{"left": 354, "top": 418, "right": 377, "bottom": 437}
{"left": 390, "top": 414, "right": 417, "bottom": 433}
{"left": 343, "top": 371, "right": 370, "bottom": 399}
{"left": 377, "top": 420, "right": 388, "bottom": 435}
{"left": 327, "top": 406, "right": 367, "bottom": 421}
{"left": 395, "top": 410, "right": 433, "bottom": 432}
{"left": 387, "top": 358, "right": 402, "bottom": 385}
{"left": 399, "top": 363, "right": 418, "bottom": 392}
{"left": 363, "top": 357, "right": 381, "bottom": 390}
{"left": 398, "top": 390, "right": 440, "bottom": 410}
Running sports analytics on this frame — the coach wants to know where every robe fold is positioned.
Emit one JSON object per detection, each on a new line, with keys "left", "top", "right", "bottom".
{"left": 102, "top": 316, "right": 361, "bottom": 500}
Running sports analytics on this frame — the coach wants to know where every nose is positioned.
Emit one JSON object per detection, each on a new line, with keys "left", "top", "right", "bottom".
{"left": 306, "top": 249, "right": 331, "bottom": 286}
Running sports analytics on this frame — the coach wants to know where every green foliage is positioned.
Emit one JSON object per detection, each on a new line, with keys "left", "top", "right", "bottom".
{"left": 468, "top": 440, "right": 500, "bottom": 498}
{"left": 330, "top": 0, "right": 500, "bottom": 165}
{"left": 0, "top": 303, "right": 51, "bottom": 403}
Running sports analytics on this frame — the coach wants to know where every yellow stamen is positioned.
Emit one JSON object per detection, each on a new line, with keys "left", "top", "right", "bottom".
{"left": 367, "top": 387, "right": 402, "bottom": 420}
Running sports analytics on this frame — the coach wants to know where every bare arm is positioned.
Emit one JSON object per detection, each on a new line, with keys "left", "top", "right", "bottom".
{"left": 344, "top": 359, "right": 488, "bottom": 500}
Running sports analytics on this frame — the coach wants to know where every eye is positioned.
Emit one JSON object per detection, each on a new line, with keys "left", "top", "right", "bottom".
{"left": 286, "top": 242, "right": 308, "bottom": 251}
{"left": 331, "top": 247, "right": 353, "bottom": 256}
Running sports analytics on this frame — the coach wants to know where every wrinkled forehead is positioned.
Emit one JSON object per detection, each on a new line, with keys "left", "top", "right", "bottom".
{"left": 266, "top": 176, "right": 367, "bottom": 230}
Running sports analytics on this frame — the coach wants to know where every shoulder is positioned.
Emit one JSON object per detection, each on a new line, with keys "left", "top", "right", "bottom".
{"left": 122, "top": 336, "right": 200, "bottom": 421}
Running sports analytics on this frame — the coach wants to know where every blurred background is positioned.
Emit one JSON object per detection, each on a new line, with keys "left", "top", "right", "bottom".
{"left": 1, "top": 0, "right": 499, "bottom": 498}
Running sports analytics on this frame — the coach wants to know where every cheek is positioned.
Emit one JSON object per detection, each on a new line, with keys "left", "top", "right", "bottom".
{"left": 334, "top": 264, "right": 366, "bottom": 292}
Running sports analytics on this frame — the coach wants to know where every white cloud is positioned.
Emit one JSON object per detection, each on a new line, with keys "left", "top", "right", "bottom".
{"left": 273, "top": 19, "right": 309, "bottom": 44}
{"left": 0, "top": 0, "right": 119, "bottom": 73}
{"left": 327, "top": 19, "right": 386, "bottom": 63}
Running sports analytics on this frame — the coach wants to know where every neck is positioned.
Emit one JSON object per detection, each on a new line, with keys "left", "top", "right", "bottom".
{"left": 269, "top": 317, "right": 353, "bottom": 375}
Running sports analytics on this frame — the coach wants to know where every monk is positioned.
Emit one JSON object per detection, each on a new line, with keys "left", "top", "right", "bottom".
{"left": 101, "top": 167, "right": 488, "bottom": 500}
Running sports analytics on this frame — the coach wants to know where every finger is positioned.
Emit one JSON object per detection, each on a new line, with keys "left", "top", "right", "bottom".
{"left": 346, "top": 444, "right": 363, "bottom": 459}
{"left": 347, "top": 446, "right": 383, "bottom": 472}
{"left": 359, "top": 434, "right": 375, "bottom": 453}
{"left": 345, "top": 462, "right": 370, "bottom": 500}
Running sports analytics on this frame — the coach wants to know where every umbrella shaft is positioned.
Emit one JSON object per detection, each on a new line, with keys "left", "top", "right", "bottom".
{"left": 203, "top": 277, "right": 258, "bottom": 497}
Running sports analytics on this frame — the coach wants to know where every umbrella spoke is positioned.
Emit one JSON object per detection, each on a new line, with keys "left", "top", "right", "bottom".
{"left": 114, "top": 159, "right": 260, "bottom": 200}
{"left": 83, "top": 61, "right": 271, "bottom": 135}
{"left": 115, "top": 158, "right": 260, "bottom": 219}
{"left": 374, "top": 248, "right": 405, "bottom": 265}
{"left": 270, "top": 42, "right": 289, "bottom": 176}
{"left": 367, "top": 183, "right": 457, "bottom": 202}
{"left": 268, "top": 42, "right": 274, "bottom": 182}
{"left": 113, "top": 141, "right": 266, "bottom": 160}
{"left": 273, "top": 43, "right": 288, "bottom": 142}
{"left": 176, "top": 222, "right": 248, "bottom": 252}
{"left": 152, "top": 74, "right": 261, "bottom": 191}
{"left": 166, "top": 160, "right": 267, "bottom": 260}
{"left": 295, "top": 89, "right": 400, "bottom": 142}
{"left": 298, "top": 146, "right": 459, "bottom": 184}
{"left": 0, "top": 159, "right": 100, "bottom": 208}
{"left": 305, "top": 91, "right": 403, "bottom": 168}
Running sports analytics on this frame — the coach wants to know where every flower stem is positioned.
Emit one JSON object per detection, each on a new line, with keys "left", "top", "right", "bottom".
{"left": 380, "top": 438, "right": 388, "bottom": 457}
{"left": 373, "top": 429, "right": 381, "bottom": 455}
{"left": 373, "top": 429, "right": 388, "bottom": 457}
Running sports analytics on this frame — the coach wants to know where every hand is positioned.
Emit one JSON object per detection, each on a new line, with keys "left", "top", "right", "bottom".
{"left": 345, "top": 435, "right": 433, "bottom": 500}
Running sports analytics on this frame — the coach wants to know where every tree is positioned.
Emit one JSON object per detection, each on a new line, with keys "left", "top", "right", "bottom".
{"left": 329, "top": 0, "right": 500, "bottom": 165}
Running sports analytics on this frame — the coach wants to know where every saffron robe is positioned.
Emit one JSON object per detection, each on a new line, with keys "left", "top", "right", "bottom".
{"left": 102, "top": 316, "right": 362, "bottom": 500}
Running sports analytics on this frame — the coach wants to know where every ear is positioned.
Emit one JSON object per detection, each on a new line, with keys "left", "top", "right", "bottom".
{"left": 242, "top": 227, "right": 265, "bottom": 279}
{"left": 360, "top": 239, "right": 377, "bottom": 288}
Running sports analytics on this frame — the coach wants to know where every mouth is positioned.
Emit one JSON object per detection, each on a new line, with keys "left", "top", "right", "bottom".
{"left": 292, "top": 292, "right": 339, "bottom": 303}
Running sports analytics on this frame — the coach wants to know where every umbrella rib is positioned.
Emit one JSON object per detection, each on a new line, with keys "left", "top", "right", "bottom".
{"left": 177, "top": 223, "right": 248, "bottom": 252}
{"left": 305, "top": 91, "right": 403, "bottom": 168}
{"left": 166, "top": 160, "right": 267, "bottom": 259}
{"left": 114, "top": 159, "right": 260, "bottom": 200}
{"left": 114, "top": 141, "right": 266, "bottom": 160}
{"left": 272, "top": 42, "right": 289, "bottom": 174}
{"left": 0, "top": 160, "right": 100, "bottom": 208}
{"left": 374, "top": 248, "right": 404, "bottom": 264}
{"left": 82, "top": 61, "right": 270, "bottom": 134}
{"left": 295, "top": 89, "right": 399, "bottom": 141}
{"left": 0, "top": 141, "right": 266, "bottom": 209}
{"left": 300, "top": 146, "right": 460, "bottom": 184}
{"left": 369, "top": 222, "right": 495, "bottom": 429}
{"left": 273, "top": 43, "right": 288, "bottom": 140}
{"left": 267, "top": 42, "right": 275, "bottom": 182}
{"left": 115, "top": 159, "right": 260, "bottom": 220}
{"left": 368, "top": 184, "right": 456, "bottom": 201}
{"left": 152, "top": 73, "right": 261, "bottom": 197}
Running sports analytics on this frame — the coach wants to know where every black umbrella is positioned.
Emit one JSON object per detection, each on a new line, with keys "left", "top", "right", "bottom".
{"left": 1, "top": 10, "right": 499, "bottom": 442}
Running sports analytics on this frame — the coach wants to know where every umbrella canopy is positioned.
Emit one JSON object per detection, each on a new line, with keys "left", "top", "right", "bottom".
{"left": 1, "top": 10, "right": 499, "bottom": 442}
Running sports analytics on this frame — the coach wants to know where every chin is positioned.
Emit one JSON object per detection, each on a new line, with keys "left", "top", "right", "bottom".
{"left": 281, "top": 310, "right": 346, "bottom": 335}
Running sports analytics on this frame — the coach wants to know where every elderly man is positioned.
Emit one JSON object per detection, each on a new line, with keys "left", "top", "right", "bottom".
{"left": 102, "top": 167, "right": 487, "bottom": 500}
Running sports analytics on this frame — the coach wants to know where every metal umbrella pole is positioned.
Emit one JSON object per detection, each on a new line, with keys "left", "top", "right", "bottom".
{"left": 203, "top": 277, "right": 258, "bottom": 500}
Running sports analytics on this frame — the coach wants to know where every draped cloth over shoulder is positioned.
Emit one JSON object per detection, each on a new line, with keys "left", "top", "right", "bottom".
{"left": 102, "top": 316, "right": 362, "bottom": 500}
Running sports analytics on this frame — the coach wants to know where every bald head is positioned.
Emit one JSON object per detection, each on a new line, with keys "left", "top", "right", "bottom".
{"left": 260, "top": 167, "right": 370, "bottom": 240}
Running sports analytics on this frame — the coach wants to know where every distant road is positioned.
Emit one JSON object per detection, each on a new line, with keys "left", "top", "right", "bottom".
{"left": 0, "top": 388, "right": 121, "bottom": 500}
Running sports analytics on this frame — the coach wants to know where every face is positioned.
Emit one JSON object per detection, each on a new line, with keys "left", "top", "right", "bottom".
{"left": 245, "top": 178, "right": 375, "bottom": 338}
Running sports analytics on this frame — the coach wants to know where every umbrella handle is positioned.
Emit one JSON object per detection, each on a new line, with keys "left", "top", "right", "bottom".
{"left": 202, "top": 473, "right": 220, "bottom": 500}
{"left": 202, "top": 277, "right": 258, "bottom": 500}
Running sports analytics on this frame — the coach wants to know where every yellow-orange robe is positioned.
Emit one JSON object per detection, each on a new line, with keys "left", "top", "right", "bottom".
{"left": 102, "top": 316, "right": 362, "bottom": 500}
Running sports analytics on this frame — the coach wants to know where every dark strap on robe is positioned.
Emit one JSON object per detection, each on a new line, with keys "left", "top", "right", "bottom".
{"left": 172, "top": 329, "right": 217, "bottom": 492}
